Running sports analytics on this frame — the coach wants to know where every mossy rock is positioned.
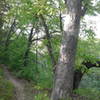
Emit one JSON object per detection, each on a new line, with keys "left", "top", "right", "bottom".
{"left": 77, "top": 67, "right": 100, "bottom": 100}
{"left": 79, "top": 67, "right": 100, "bottom": 90}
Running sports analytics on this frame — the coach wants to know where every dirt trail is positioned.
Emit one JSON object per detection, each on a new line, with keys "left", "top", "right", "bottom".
{"left": 2, "top": 65, "right": 34, "bottom": 100}
{"left": 1, "top": 65, "right": 90, "bottom": 100}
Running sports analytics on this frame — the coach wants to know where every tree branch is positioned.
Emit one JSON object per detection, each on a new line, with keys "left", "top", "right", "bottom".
{"left": 40, "top": 15, "right": 56, "bottom": 68}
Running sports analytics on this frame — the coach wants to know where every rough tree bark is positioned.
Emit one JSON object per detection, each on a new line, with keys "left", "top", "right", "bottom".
{"left": 51, "top": 0, "right": 83, "bottom": 100}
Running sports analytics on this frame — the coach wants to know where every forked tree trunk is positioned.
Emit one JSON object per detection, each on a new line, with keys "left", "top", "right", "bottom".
{"left": 51, "top": 0, "right": 82, "bottom": 100}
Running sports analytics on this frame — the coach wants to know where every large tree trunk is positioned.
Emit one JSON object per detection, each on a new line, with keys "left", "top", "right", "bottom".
{"left": 51, "top": 0, "right": 82, "bottom": 100}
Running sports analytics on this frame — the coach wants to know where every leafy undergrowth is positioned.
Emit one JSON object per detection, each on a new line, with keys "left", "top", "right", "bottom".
{"left": 34, "top": 93, "right": 49, "bottom": 100}
{"left": 34, "top": 88, "right": 100, "bottom": 100}
{"left": 74, "top": 88, "right": 100, "bottom": 100}
{"left": 1, "top": 65, "right": 100, "bottom": 100}
{"left": 0, "top": 67, "right": 15, "bottom": 100}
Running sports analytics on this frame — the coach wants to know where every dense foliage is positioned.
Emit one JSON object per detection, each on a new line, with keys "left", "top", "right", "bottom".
{"left": 0, "top": 0, "right": 100, "bottom": 99}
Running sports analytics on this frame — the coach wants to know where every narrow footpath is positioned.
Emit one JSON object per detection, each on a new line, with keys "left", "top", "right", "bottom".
{"left": 1, "top": 64, "right": 34, "bottom": 100}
